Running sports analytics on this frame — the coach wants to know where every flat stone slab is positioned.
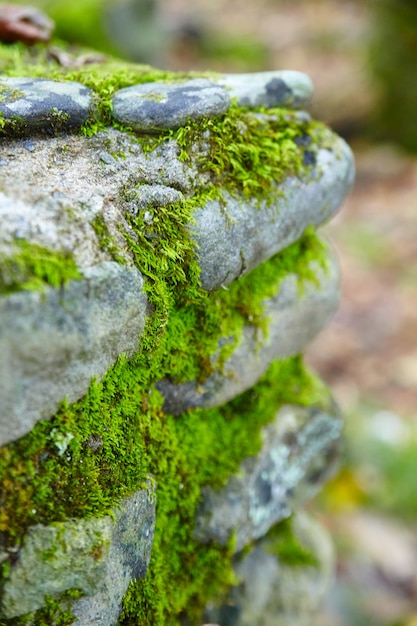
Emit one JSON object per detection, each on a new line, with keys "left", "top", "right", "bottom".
{"left": 157, "top": 247, "right": 340, "bottom": 415}
{"left": 112, "top": 78, "right": 231, "bottom": 131}
{"left": 0, "top": 77, "right": 94, "bottom": 135}
{"left": 194, "top": 403, "right": 342, "bottom": 552}
{"left": 217, "top": 70, "right": 314, "bottom": 109}
{"left": 1, "top": 486, "right": 155, "bottom": 622}
{"left": 194, "top": 130, "right": 354, "bottom": 291}
{"left": 0, "top": 262, "right": 148, "bottom": 446}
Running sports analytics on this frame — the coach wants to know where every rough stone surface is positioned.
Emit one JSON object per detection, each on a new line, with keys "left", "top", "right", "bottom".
{"left": 194, "top": 132, "right": 354, "bottom": 291}
{"left": 194, "top": 403, "right": 342, "bottom": 552}
{"left": 0, "top": 126, "right": 352, "bottom": 445}
{"left": 112, "top": 78, "right": 231, "bottom": 131}
{"left": 0, "top": 262, "right": 148, "bottom": 446}
{"left": 1, "top": 487, "right": 155, "bottom": 621}
{"left": 0, "top": 77, "right": 94, "bottom": 135}
{"left": 157, "top": 248, "right": 340, "bottom": 415}
{"left": 131, "top": 184, "right": 184, "bottom": 212}
{"left": 204, "top": 512, "right": 334, "bottom": 626}
{"left": 217, "top": 71, "right": 314, "bottom": 109}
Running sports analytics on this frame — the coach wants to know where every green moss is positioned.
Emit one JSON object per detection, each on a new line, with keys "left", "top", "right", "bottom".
{"left": 0, "top": 111, "right": 26, "bottom": 136}
{"left": 3, "top": 590, "right": 83, "bottom": 626}
{"left": 0, "top": 351, "right": 329, "bottom": 623}
{"left": 175, "top": 105, "right": 313, "bottom": 197}
{"left": 90, "top": 214, "right": 126, "bottom": 264}
{"left": 0, "top": 240, "right": 82, "bottom": 294}
{"left": 265, "top": 517, "right": 319, "bottom": 568}
{"left": 0, "top": 83, "right": 25, "bottom": 103}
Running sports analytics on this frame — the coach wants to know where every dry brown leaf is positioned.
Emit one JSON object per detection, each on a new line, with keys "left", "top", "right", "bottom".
{"left": 0, "top": 3, "right": 54, "bottom": 45}
{"left": 47, "top": 45, "right": 107, "bottom": 67}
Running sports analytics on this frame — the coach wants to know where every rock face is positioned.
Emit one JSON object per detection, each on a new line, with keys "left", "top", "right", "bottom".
{"left": 193, "top": 139, "right": 353, "bottom": 291}
{"left": 0, "top": 59, "right": 354, "bottom": 626}
{"left": 158, "top": 253, "right": 340, "bottom": 415}
{"left": 194, "top": 403, "right": 342, "bottom": 551}
{"left": 204, "top": 512, "right": 335, "bottom": 626}
{"left": 0, "top": 263, "right": 148, "bottom": 445}
{"left": 1, "top": 488, "right": 156, "bottom": 623}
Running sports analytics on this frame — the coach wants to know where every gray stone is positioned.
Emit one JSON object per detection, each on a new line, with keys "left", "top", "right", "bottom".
{"left": 130, "top": 184, "right": 184, "bottom": 213}
{"left": 0, "top": 130, "right": 207, "bottom": 272}
{"left": 194, "top": 130, "right": 354, "bottom": 291}
{"left": 217, "top": 70, "right": 314, "bottom": 109}
{"left": 0, "top": 262, "right": 148, "bottom": 446}
{"left": 0, "top": 77, "right": 94, "bottom": 135}
{"left": 204, "top": 512, "right": 334, "bottom": 626}
{"left": 194, "top": 403, "right": 342, "bottom": 551}
{"left": 157, "top": 247, "right": 340, "bottom": 415}
{"left": 111, "top": 78, "right": 231, "bottom": 131}
{"left": 1, "top": 487, "right": 155, "bottom": 622}
{"left": 71, "top": 487, "right": 155, "bottom": 626}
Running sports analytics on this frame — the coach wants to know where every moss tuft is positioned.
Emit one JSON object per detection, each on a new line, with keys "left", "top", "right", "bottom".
{"left": 3, "top": 590, "right": 83, "bottom": 626}
{"left": 265, "top": 516, "right": 319, "bottom": 568}
{"left": 0, "top": 240, "right": 82, "bottom": 294}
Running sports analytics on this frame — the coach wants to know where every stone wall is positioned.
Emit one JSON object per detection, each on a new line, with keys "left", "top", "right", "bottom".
{"left": 0, "top": 47, "right": 354, "bottom": 626}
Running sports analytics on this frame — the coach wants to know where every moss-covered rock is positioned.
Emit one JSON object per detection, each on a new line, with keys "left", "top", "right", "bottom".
{"left": 0, "top": 40, "right": 354, "bottom": 626}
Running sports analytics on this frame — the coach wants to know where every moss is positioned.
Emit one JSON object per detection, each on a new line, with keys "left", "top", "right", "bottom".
{"left": 172, "top": 104, "right": 315, "bottom": 198}
{"left": 265, "top": 516, "right": 319, "bottom": 568}
{"left": 90, "top": 214, "right": 126, "bottom": 264}
{"left": 0, "top": 111, "right": 26, "bottom": 136}
{"left": 0, "top": 240, "right": 82, "bottom": 294}
{"left": 0, "top": 352, "right": 329, "bottom": 622}
{"left": 2, "top": 590, "right": 83, "bottom": 626}
{"left": 0, "top": 83, "right": 25, "bottom": 103}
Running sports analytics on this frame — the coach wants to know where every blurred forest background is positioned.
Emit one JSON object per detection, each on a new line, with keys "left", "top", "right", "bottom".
{"left": 6, "top": 0, "right": 417, "bottom": 624}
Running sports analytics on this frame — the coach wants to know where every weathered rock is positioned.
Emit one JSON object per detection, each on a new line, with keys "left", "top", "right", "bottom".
{"left": 217, "top": 70, "right": 314, "bottom": 109}
{"left": 204, "top": 512, "right": 334, "bottom": 626}
{"left": 112, "top": 78, "right": 231, "bottom": 132}
{"left": 0, "top": 77, "right": 94, "bottom": 135}
{"left": 1, "top": 487, "right": 155, "bottom": 622}
{"left": 132, "top": 184, "right": 184, "bottom": 212}
{"left": 0, "top": 125, "right": 352, "bottom": 445}
{"left": 0, "top": 262, "right": 148, "bottom": 446}
{"left": 157, "top": 248, "right": 339, "bottom": 415}
{"left": 194, "top": 403, "right": 342, "bottom": 551}
{"left": 194, "top": 131, "right": 354, "bottom": 291}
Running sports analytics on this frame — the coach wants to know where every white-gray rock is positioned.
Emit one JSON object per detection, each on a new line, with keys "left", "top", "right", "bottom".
{"left": 0, "top": 77, "right": 94, "bottom": 135}
{"left": 217, "top": 70, "right": 314, "bottom": 109}
{"left": 194, "top": 403, "right": 342, "bottom": 551}
{"left": 0, "top": 262, "right": 148, "bottom": 446}
{"left": 112, "top": 79, "right": 231, "bottom": 131}
{"left": 157, "top": 247, "right": 340, "bottom": 415}
{"left": 130, "top": 183, "right": 184, "bottom": 213}
{"left": 1, "top": 487, "right": 155, "bottom": 623}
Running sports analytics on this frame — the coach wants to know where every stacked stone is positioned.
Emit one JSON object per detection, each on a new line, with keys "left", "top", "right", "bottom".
{"left": 0, "top": 68, "right": 354, "bottom": 626}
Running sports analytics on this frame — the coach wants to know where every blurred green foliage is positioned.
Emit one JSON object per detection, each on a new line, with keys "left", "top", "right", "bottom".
{"left": 369, "top": 0, "right": 417, "bottom": 152}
